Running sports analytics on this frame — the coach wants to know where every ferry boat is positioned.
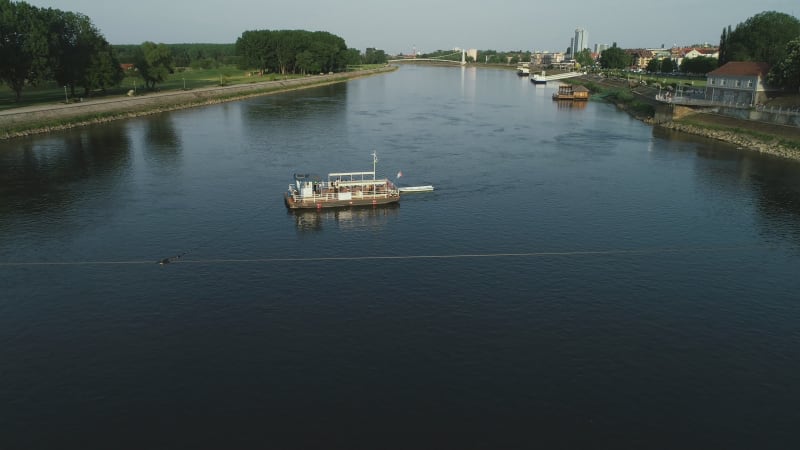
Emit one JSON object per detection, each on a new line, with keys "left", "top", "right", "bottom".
{"left": 285, "top": 152, "right": 400, "bottom": 209}
{"left": 516, "top": 62, "right": 530, "bottom": 77}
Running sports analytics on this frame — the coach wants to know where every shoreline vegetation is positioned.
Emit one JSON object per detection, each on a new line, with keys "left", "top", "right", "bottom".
{"left": 2, "top": 64, "right": 799, "bottom": 162}
{"left": 572, "top": 76, "right": 800, "bottom": 161}
{"left": 0, "top": 66, "right": 396, "bottom": 140}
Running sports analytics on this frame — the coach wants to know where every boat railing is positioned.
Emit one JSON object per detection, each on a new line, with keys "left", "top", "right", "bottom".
{"left": 288, "top": 185, "right": 398, "bottom": 202}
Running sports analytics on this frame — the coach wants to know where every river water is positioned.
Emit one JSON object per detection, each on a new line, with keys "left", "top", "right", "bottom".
{"left": 2, "top": 65, "right": 799, "bottom": 449}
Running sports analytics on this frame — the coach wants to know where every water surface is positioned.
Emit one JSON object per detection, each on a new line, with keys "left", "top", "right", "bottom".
{"left": 1, "top": 65, "right": 799, "bottom": 449}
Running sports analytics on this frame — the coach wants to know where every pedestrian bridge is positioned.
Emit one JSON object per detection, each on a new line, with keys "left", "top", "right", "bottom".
{"left": 532, "top": 71, "right": 586, "bottom": 82}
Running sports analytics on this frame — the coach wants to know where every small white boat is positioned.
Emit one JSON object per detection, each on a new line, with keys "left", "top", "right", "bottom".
{"left": 398, "top": 185, "right": 434, "bottom": 193}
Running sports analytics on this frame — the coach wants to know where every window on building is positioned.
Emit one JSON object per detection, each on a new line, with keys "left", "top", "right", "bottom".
{"left": 720, "top": 79, "right": 726, "bottom": 86}
{"left": 735, "top": 80, "right": 741, "bottom": 87}
{"left": 709, "top": 78, "right": 715, "bottom": 85}
{"left": 747, "top": 80, "right": 753, "bottom": 88}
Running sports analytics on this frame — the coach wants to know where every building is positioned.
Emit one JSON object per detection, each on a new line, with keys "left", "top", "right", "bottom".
{"left": 467, "top": 49, "right": 478, "bottom": 61}
{"left": 705, "top": 61, "right": 772, "bottom": 105}
{"left": 572, "top": 28, "right": 588, "bottom": 56}
{"left": 531, "top": 51, "right": 565, "bottom": 66}
{"left": 594, "top": 43, "right": 609, "bottom": 54}
{"left": 673, "top": 47, "right": 719, "bottom": 68}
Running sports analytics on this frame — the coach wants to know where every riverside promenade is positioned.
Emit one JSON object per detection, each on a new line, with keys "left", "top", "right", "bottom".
{"left": 1, "top": 66, "right": 396, "bottom": 139}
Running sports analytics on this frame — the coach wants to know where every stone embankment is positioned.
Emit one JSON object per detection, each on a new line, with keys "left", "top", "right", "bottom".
{"left": 1, "top": 66, "right": 396, "bottom": 139}
{"left": 580, "top": 75, "right": 800, "bottom": 160}
{"left": 655, "top": 120, "right": 799, "bottom": 160}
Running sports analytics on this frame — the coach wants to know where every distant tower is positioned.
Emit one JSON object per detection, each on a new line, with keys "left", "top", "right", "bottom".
{"left": 573, "top": 28, "right": 588, "bottom": 57}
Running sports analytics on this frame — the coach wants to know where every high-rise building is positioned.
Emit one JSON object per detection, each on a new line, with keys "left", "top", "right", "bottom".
{"left": 572, "top": 28, "right": 588, "bottom": 57}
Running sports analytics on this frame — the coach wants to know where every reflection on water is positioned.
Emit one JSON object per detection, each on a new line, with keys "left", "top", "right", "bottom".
{"left": 143, "top": 115, "right": 182, "bottom": 168}
{"left": 0, "top": 122, "right": 131, "bottom": 218}
{"left": 554, "top": 99, "right": 588, "bottom": 110}
{"left": 289, "top": 203, "right": 400, "bottom": 232}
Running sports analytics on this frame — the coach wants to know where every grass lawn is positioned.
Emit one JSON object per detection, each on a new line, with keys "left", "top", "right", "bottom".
{"left": 0, "top": 65, "right": 387, "bottom": 112}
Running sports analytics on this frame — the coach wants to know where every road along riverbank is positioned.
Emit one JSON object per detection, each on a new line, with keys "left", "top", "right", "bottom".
{"left": 0, "top": 66, "right": 397, "bottom": 140}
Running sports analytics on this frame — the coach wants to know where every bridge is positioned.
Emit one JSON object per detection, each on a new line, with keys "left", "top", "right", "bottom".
{"left": 388, "top": 50, "right": 467, "bottom": 65}
{"left": 532, "top": 71, "right": 586, "bottom": 82}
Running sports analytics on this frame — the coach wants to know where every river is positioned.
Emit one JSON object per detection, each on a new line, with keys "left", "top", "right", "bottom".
{"left": 1, "top": 65, "right": 799, "bottom": 449}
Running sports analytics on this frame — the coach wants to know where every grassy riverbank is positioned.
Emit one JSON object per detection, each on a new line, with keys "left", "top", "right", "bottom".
{"left": 0, "top": 66, "right": 395, "bottom": 139}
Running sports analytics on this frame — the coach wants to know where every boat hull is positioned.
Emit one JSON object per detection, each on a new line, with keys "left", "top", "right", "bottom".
{"left": 285, "top": 193, "right": 400, "bottom": 209}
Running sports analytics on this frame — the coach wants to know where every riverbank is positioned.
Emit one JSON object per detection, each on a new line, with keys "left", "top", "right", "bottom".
{"left": 0, "top": 66, "right": 397, "bottom": 140}
{"left": 652, "top": 114, "right": 800, "bottom": 160}
{"left": 576, "top": 75, "right": 800, "bottom": 161}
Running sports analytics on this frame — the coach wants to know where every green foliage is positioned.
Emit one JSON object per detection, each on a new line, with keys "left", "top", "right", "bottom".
{"left": 0, "top": 0, "right": 51, "bottom": 101}
{"left": 135, "top": 42, "right": 174, "bottom": 89}
{"left": 599, "top": 43, "right": 632, "bottom": 70}
{"left": 720, "top": 11, "right": 800, "bottom": 66}
{"left": 0, "top": 0, "right": 121, "bottom": 101}
{"left": 575, "top": 49, "right": 594, "bottom": 68}
{"left": 235, "top": 29, "right": 349, "bottom": 75}
{"left": 680, "top": 56, "right": 718, "bottom": 74}
{"left": 660, "top": 58, "right": 675, "bottom": 73}
{"left": 364, "top": 48, "right": 387, "bottom": 65}
{"left": 767, "top": 38, "right": 800, "bottom": 92}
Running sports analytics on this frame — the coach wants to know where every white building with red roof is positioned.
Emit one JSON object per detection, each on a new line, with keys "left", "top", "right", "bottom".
{"left": 705, "top": 61, "right": 772, "bottom": 106}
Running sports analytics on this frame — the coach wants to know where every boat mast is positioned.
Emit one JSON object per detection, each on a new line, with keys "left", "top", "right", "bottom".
{"left": 372, "top": 151, "right": 377, "bottom": 180}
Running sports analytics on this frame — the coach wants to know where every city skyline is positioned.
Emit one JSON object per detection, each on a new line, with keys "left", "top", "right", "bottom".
{"left": 25, "top": 0, "right": 798, "bottom": 55}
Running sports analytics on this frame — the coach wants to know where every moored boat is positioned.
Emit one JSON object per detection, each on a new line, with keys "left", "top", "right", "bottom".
{"left": 398, "top": 185, "right": 434, "bottom": 193}
{"left": 285, "top": 152, "right": 400, "bottom": 209}
{"left": 552, "top": 84, "right": 590, "bottom": 101}
{"left": 531, "top": 70, "right": 547, "bottom": 84}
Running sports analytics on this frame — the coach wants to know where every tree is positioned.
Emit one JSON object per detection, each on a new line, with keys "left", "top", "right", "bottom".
{"left": 575, "top": 48, "right": 593, "bottom": 68}
{"left": 660, "top": 58, "right": 675, "bottom": 73}
{"left": 599, "top": 43, "right": 631, "bottom": 69}
{"left": 720, "top": 11, "right": 800, "bottom": 66}
{"left": 45, "top": 9, "right": 121, "bottom": 97}
{"left": 295, "top": 50, "right": 320, "bottom": 74}
{"left": 343, "top": 48, "right": 362, "bottom": 66}
{"left": 767, "top": 38, "right": 800, "bottom": 92}
{"left": 0, "top": 0, "right": 50, "bottom": 101}
{"left": 235, "top": 29, "right": 350, "bottom": 75}
{"left": 646, "top": 58, "right": 661, "bottom": 73}
{"left": 680, "top": 56, "right": 718, "bottom": 74}
{"left": 364, "top": 48, "right": 387, "bottom": 65}
{"left": 135, "top": 41, "right": 173, "bottom": 89}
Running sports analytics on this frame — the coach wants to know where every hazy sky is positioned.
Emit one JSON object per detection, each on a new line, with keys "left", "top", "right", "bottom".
{"left": 26, "top": 0, "right": 799, "bottom": 54}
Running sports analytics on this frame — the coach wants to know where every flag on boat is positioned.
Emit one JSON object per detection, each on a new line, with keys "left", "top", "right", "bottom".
{"left": 397, "top": 171, "right": 403, "bottom": 178}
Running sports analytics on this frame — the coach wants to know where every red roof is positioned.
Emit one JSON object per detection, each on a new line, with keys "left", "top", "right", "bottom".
{"left": 708, "top": 61, "right": 770, "bottom": 77}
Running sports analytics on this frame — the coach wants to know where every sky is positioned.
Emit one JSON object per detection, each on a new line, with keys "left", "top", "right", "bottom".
{"left": 26, "top": 0, "right": 799, "bottom": 54}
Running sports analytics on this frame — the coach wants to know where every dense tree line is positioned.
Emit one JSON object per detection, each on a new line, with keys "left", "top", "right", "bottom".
{"left": 719, "top": 11, "right": 800, "bottom": 67}
{"left": 598, "top": 43, "right": 632, "bottom": 70}
{"left": 235, "top": 30, "right": 358, "bottom": 75}
{"left": 719, "top": 11, "right": 800, "bottom": 91}
{"left": 0, "top": 0, "right": 123, "bottom": 101}
{"left": 679, "top": 56, "right": 717, "bottom": 75}
{"left": 114, "top": 43, "right": 238, "bottom": 69}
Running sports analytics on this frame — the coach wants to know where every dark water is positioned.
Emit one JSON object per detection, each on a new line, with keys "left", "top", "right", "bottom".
{"left": 2, "top": 66, "right": 800, "bottom": 449}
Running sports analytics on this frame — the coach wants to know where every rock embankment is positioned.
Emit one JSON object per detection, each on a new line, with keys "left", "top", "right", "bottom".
{"left": 656, "top": 121, "right": 799, "bottom": 160}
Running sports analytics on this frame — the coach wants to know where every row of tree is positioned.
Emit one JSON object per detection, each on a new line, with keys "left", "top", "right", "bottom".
{"left": 235, "top": 30, "right": 363, "bottom": 75}
{"left": 0, "top": 0, "right": 123, "bottom": 101}
{"left": 720, "top": 11, "right": 800, "bottom": 92}
{"left": 1, "top": 1, "right": 386, "bottom": 101}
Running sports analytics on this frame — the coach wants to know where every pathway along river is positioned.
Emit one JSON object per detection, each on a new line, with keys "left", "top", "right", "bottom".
{"left": 2, "top": 65, "right": 800, "bottom": 449}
